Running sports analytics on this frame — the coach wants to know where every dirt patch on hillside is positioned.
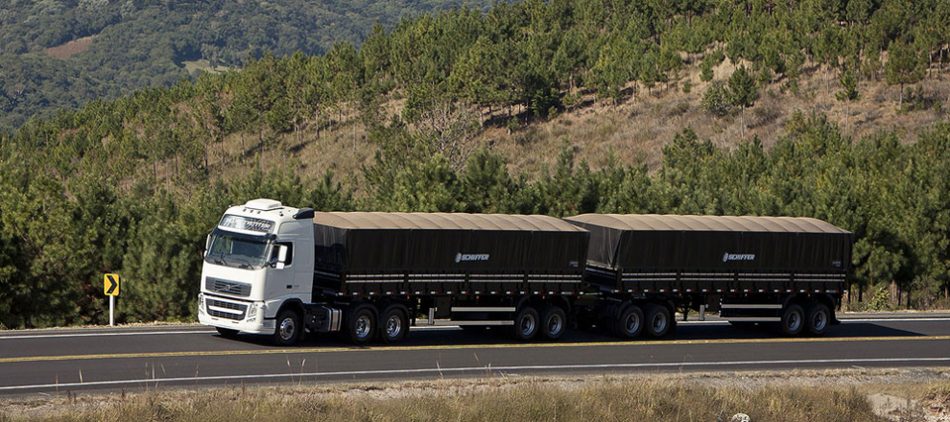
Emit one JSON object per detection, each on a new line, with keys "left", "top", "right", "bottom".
{"left": 45, "top": 36, "right": 94, "bottom": 59}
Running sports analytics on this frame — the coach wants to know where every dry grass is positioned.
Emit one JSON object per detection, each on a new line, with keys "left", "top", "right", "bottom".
{"left": 44, "top": 36, "right": 94, "bottom": 59}
{"left": 4, "top": 369, "right": 950, "bottom": 422}
{"left": 192, "top": 59, "right": 948, "bottom": 192}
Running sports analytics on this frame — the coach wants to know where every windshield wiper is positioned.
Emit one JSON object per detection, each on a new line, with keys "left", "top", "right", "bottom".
{"left": 209, "top": 254, "right": 232, "bottom": 267}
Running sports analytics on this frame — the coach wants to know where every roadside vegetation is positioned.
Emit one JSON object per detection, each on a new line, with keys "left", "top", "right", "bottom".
{"left": 1, "top": 0, "right": 948, "bottom": 328}
{"left": 3, "top": 370, "right": 949, "bottom": 422}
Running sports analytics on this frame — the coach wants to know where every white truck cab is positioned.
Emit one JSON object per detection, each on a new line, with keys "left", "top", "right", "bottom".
{"left": 197, "top": 199, "right": 315, "bottom": 342}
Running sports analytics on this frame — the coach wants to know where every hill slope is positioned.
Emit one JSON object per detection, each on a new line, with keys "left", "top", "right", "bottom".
{"left": 0, "top": 0, "right": 483, "bottom": 130}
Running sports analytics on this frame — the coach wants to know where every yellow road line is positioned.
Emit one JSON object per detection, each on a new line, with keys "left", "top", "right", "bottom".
{"left": 2, "top": 335, "right": 949, "bottom": 365}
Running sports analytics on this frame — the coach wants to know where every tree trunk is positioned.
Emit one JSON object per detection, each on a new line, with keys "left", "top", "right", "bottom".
{"left": 858, "top": 282, "right": 864, "bottom": 302}
{"left": 258, "top": 127, "right": 264, "bottom": 172}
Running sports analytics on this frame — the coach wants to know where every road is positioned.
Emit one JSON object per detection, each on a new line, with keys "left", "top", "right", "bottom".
{"left": 1, "top": 314, "right": 948, "bottom": 396}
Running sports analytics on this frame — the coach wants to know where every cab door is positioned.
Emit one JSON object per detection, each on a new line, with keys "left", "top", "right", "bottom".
{"left": 268, "top": 220, "right": 314, "bottom": 303}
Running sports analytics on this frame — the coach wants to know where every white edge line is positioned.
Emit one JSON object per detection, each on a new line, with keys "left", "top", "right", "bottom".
{"left": 0, "top": 331, "right": 216, "bottom": 340}
{"left": 2, "top": 357, "right": 950, "bottom": 392}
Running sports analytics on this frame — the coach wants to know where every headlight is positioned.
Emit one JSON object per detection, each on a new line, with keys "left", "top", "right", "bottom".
{"left": 246, "top": 302, "right": 264, "bottom": 321}
{"left": 197, "top": 293, "right": 205, "bottom": 315}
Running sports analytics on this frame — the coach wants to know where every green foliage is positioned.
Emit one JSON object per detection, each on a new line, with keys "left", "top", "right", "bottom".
{"left": 0, "top": 0, "right": 486, "bottom": 130}
{"left": 702, "top": 81, "right": 732, "bottom": 116}
{"left": 727, "top": 66, "right": 758, "bottom": 109}
{"left": 836, "top": 68, "right": 860, "bottom": 102}
{"left": 884, "top": 39, "right": 926, "bottom": 106}
{"left": 5, "top": 0, "right": 948, "bottom": 132}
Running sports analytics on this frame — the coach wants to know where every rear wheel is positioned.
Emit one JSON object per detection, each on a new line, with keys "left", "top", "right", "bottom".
{"left": 540, "top": 305, "right": 567, "bottom": 340}
{"left": 272, "top": 309, "right": 302, "bottom": 346}
{"left": 644, "top": 304, "right": 673, "bottom": 338}
{"left": 613, "top": 304, "right": 644, "bottom": 339}
{"left": 216, "top": 327, "right": 239, "bottom": 338}
{"left": 379, "top": 305, "right": 409, "bottom": 344}
{"left": 805, "top": 302, "right": 831, "bottom": 336}
{"left": 511, "top": 306, "right": 540, "bottom": 341}
{"left": 346, "top": 305, "right": 377, "bottom": 345}
{"left": 780, "top": 304, "right": 805, "bottom": 336}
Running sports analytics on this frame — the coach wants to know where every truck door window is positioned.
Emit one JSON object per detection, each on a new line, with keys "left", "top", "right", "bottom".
{"left": 273, "top": 242, "right": 293, "bottom": 266}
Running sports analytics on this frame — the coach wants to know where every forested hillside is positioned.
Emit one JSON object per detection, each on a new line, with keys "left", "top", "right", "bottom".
{"left": 0, "top": 0, "right": 948, "bottom": 328}
{"left": 0, "top": 0, "right": 482, "bottom": 130}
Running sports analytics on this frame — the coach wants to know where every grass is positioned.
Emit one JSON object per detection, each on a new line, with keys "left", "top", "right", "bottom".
{"left": 3, "top": 369, "right": 949, "bottom": 421}
{"left": 44, "top": 36, "right": 94, "bottom": 59}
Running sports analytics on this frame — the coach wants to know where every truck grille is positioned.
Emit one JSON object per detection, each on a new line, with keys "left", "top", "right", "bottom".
{"left": 206, "top": 298, "right": 248, "bottom": 320}
{"left": 205, "top": 277, "right": 251, "bottom": 297}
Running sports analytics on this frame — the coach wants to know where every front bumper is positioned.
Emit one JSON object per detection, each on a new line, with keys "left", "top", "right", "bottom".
{"left": 198, "top": 293, "right": 275, "bottom": 335}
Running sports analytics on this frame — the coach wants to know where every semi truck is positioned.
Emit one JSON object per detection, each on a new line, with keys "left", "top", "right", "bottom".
{"left": 197, "top": 199, "right": 852, "bottom": 345}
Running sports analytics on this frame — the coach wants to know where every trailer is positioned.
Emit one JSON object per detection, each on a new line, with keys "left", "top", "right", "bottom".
{"left": 197, "top": 199, "right": 853, "bottom": 345}
{"left": 564, "top": 214, "right": 853, "bottom": 337}
{"left": 308, "top": 211, "right": 590, "bottom": 344}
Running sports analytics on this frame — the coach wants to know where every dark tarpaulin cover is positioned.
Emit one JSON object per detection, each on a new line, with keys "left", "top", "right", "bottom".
{"left": 564, "top": 214, "right": 853, "bottom": 273}
{"left": 313, "top": 212, "right": 589, "bottom": 274}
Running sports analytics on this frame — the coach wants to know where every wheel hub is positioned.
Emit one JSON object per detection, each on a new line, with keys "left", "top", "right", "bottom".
{"left": 652, "top": 313, "right": 667, "bottom": 333}
{"left": 279, "top": 317, "right": 296, "bottom": 341}
{"left": 355, "top": 315, "right": 372, "bottom": 339}
{"left": 521, "top": 314, "right": 536, "bottom": 336}
{"left": 386, "top": 315, "right": 402, "bottom": 337}
{"left": 547, "top": 313, "right": 563, "bottom": 336}
{"left": 625, "top": 313, "right": 641, "bottom": 334}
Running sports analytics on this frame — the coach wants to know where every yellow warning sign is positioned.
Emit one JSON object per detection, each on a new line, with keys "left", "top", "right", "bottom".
{"left": 104, "top": 273, "right": 120, "bottom": 296}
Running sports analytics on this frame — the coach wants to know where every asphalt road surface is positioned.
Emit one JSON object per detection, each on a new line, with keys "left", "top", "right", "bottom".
{"left": 1, "top": 314, "right": 948, "bottom": 396}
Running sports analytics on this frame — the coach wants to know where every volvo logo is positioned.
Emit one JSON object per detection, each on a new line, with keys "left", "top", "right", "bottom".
{"left": 723, "top": 252, "right": 755, "bottom": 262}
{"left": 455, "top": 253, "right": 490, "bottom": 263}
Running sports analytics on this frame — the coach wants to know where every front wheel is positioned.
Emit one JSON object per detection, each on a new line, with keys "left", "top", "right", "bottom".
{"left": 272, "top": 309, "right": 302, "bottom": 346}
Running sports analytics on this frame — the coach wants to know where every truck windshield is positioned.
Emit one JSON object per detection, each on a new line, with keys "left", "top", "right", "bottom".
{"left": 205, "top": 228, "right": 271, "bottom": 269}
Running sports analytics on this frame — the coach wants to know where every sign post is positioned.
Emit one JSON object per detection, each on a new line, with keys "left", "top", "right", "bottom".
{"left": 103, "top": 273, "right": 120, "bottom": 326}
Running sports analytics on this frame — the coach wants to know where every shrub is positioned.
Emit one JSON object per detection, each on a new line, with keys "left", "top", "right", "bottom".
{"left": 702, "top": 80, "right": 732, "bottom": 117}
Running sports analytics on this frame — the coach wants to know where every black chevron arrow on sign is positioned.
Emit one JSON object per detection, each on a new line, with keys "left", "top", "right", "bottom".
{"left": 106, "top": 274, "right": 119, "bottom": 295}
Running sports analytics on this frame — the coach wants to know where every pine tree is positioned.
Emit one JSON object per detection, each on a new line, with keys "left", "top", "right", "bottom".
{"left": 884, "top": 40, "right": 925, "bottom": 107}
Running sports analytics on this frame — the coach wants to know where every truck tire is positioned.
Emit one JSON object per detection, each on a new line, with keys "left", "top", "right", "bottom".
{"left": 216, "top": 327, "right": 239, "bottom": 338}
{"left": 540, "top": 305, "right": 567, "bottom": 340}
{"left": 379, "top": 305, "right": 409, "bottom": 344}
{"left": 613, "top": 304, "right": 644, "bottom": 339}
{"left": 511, "top": 306, "right": 540, "bottom": 341}
{"left": 272, "top": 308, "right": 302, "bottom": 346}
{"left": 780, "top": 304, "right": 805, "bottom": 336}
{"left": 346, "top": 304, "right": 377, "bottom": 345}
{"left": 805, "top": 302, "right": 831, "bottom": 336}
{"left": 644, "top": 304, "right": 672, "bottom": 338}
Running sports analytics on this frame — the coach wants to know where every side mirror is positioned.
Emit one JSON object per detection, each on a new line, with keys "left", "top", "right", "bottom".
{"left": 274, "top": 245, "right": 289, "bottom": 270}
